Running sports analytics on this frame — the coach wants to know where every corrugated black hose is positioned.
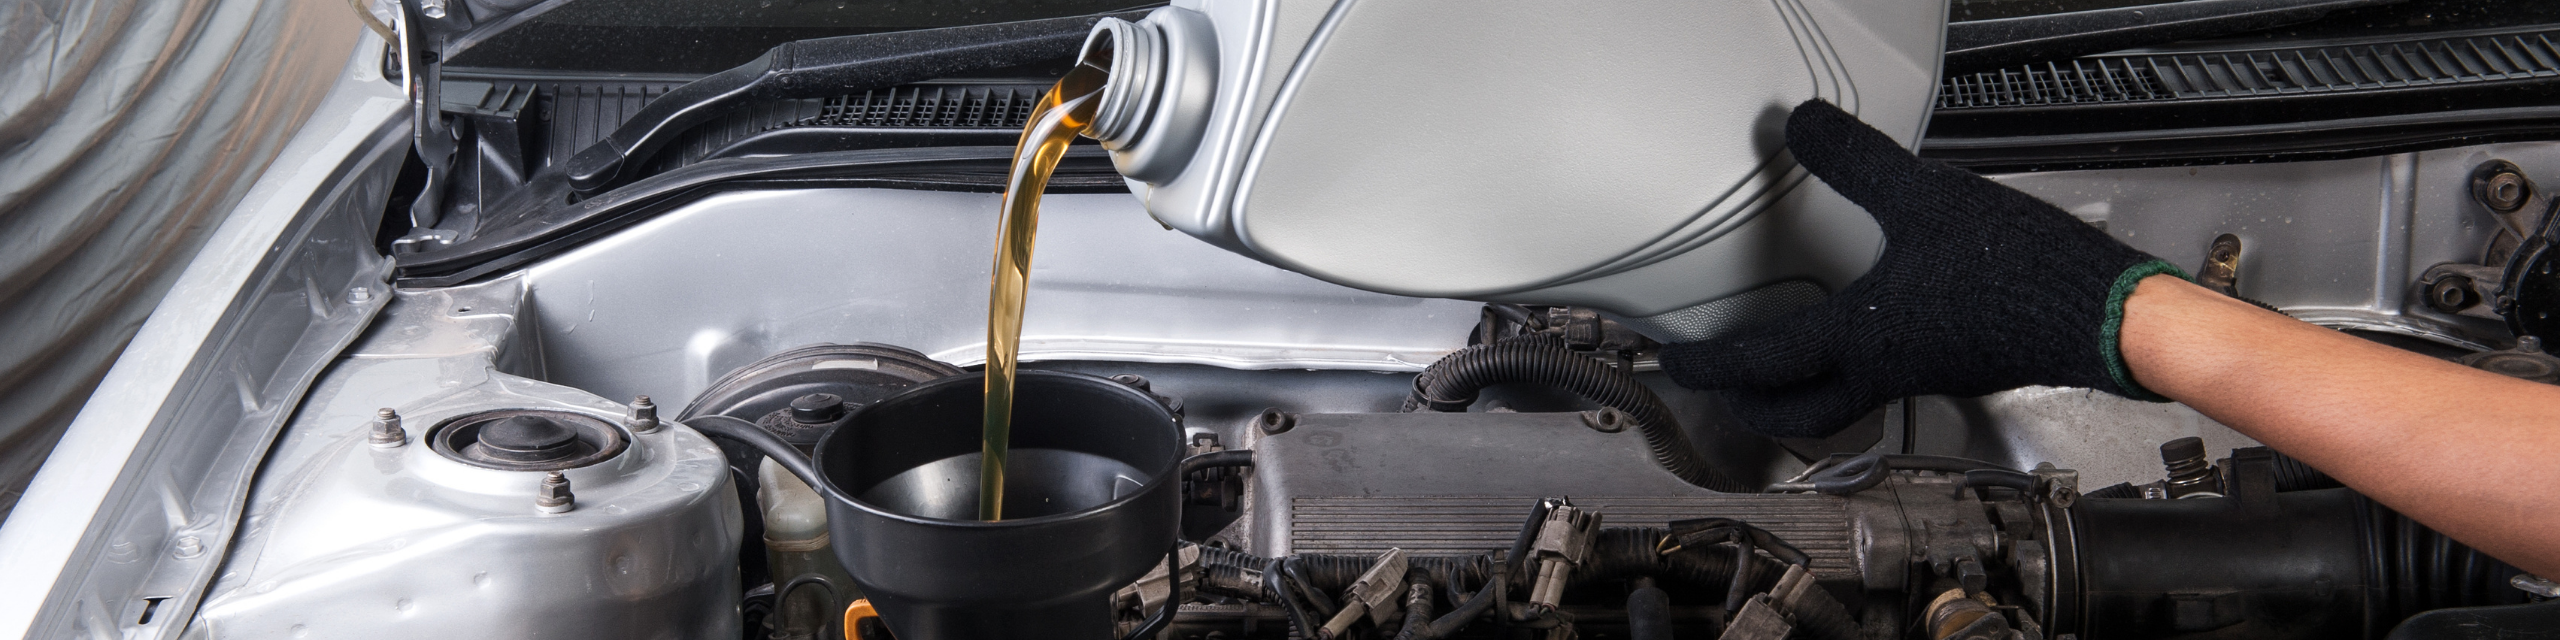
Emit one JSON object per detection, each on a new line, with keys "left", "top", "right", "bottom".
{"left": 1264, "top": 557, "right": 1318, "bottom": 639}
{"left": 1195, "top": 529, "right": 1822, "bottom": 637}
{"left": 1403, "top": 336, "right": 1751, "bottom": 493}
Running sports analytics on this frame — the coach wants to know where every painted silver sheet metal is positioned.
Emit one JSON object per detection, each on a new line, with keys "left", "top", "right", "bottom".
{"left": 0, "top": 32, "right": 409, "bottom": 639}
{"left": 519, "top": 188, "right": 1483, "bottom": 405}
{"left": 1996, "top": 147, "right": 2530, "bottom": 350}
{"left": 0, "top": 0, "right": 367, "bottom": 522}
{"left": 1928, "top": 145, "right": 2560, "bottom": 489}
{"left": 188, "top": 279, "right": 740, "bottom": 639}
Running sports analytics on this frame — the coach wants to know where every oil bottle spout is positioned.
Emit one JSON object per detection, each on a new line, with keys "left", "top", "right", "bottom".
{"left": 1081, "top": 8, "right": 1218, "bottom": 183}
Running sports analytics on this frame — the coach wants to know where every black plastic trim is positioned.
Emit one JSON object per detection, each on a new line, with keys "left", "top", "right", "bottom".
{"left": 1924, "top": 25, "right": 2560, "bottom": 171}
{"left": 1924, "top": 105, "right": 2560, "bottom": 172}
{"left": 391, "top": 145, "right": 1125, "bottom": 287}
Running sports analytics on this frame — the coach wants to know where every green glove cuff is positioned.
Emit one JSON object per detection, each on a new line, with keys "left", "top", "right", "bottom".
{"left": 2101, "top": 260, "right": 2191, "bottom": 403}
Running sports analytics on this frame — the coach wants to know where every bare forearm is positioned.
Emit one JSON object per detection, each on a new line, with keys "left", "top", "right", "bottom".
{"left": 2120, "top": 274, "right": 2560, "bottom": 577}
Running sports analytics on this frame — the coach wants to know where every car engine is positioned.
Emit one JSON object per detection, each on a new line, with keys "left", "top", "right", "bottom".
{"left": 18, "top": 1, "right": 2560, "bottom": 639}
{"left": 183, "top": 168, "right": 2545, "bottom": 639}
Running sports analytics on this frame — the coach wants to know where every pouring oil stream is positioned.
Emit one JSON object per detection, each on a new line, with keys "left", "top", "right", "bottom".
{"left": 982, "top": 57, "right": 1109, "bottom": 521}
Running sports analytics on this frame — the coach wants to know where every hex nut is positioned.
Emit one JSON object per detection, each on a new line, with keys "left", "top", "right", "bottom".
{"left": 536, "top": 471, "right": 576, "bottom": 514}
{"left": 369, "top": 408, "right": 407, "bottom": 448}
{"left": 627, "top": 396, "right": 661, "bottom": 434}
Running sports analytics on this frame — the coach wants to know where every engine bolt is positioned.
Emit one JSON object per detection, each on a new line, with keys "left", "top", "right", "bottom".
{"left": 2486, "top": 172, "right": 2531, "bottom": 212}
{"left": 173, "top": 535, "right": 204, "bottom": 559}
{"left": 536, "top": 471, "right": 576, "bottom": 514}
{"left": 368, "top": 408, "right": 406, "bottom": 448}
{"left": 2473, "top": 161, "right": 2534, "bottom": 213}
{"left": 2427, "top": 276, "right": 2481, "bottom": 313}
{"left": 1255, "top": 408, "right": 1297, "bottom": 435}
{"left": 627, "top": 396, "right": 660, "bottom": 434}
{"left": 1579, "top": 407, "right": 1629, "bottom": 433}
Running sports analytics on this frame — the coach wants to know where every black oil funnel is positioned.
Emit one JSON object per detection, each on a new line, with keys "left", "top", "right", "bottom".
{"left": 689, "top": 370, "right": 1182, "bottom": 639}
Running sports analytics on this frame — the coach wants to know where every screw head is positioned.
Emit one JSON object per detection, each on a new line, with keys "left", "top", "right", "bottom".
{"left": 1255, "top": 409, "right": 1296, "bottom": 435}
{"left": 1580, "top": 408, "right": 1629, "bottom": 433}
{"left": 2488, "top": 173, "right": 2530, "bottom": 211}
{"left": 2475, "top": 161, "right": 2533, "bottom": 212}
{"left": 2427, "top": 276, "right": 2481, "bottom": 312}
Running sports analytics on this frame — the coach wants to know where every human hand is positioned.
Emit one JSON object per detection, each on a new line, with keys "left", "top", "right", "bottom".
{"left": 1660, "top": 100, "right": 2183, "bottom": 438}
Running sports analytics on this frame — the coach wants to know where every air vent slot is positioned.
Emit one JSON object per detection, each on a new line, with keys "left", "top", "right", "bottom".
{"left": 800, "top": 85, "right": 1048, "bottom": 129}
{"left": 1941, "top": 28, "right": 2560, "bottom": 109}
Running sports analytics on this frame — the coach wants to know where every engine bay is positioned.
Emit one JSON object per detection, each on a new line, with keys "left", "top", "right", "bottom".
{"left": 181, "top": 150, "right": 2559, "bottom": 639}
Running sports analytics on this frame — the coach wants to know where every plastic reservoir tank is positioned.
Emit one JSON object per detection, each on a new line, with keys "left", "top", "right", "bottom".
{"left": 1076, "top": 0, "right": 1948, "bottom": 341}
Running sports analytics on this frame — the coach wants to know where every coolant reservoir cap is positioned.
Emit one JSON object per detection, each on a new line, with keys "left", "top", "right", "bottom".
{"left": 431, "top": 409, "right": 628, "bottom": 471}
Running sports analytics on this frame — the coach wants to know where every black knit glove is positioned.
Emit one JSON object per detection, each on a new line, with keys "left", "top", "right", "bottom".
{"left": 1659, "top": 100, "right": 2186, "bottom": 439}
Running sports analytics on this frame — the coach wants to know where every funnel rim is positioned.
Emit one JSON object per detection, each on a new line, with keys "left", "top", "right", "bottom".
{"left": 813, "top": 369, "right": 1182, "bottom": 529}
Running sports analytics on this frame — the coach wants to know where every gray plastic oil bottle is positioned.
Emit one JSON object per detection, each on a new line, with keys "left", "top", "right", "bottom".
{"left": 1077, "top": 0, "right": 1949, "bottom": 340}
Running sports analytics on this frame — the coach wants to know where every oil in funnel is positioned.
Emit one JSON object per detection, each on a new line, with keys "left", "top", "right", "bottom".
{"left": 817, "top": 370, "right": 1181, "bottom": 639}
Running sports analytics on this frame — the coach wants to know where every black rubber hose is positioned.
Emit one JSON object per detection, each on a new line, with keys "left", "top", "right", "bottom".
{"left": 1199, "top": 530, "right": 1781, "bottom": 602}
{"left": 1426, "top": 566, "right": 1505, "bottom": 638}
{"left": 1506, "top": 499, "right": 1555, "bottom": 586}
{"left": 1184, "top": 449, "right": 1257, "bottom": 475}
{"left": 1199, "top": 545, "right": 1275, "bottom": 601}
{"left": 2271, "top": 450, "right": 2342, "bottom": 491}
{"left": 2359, "top": 496, "right": 2528, "bottom": 623}
{"left": 1392, "top": 573, "right": 1439, "bottom": 640}
{"left": 1275, "top": 554, "right": 1497, "bottom": 596}
{"left": 1963, "top": 468, "right": 2041, "bottom": 492}
{"left": 1120, "top": 549, "right": 1180, "bottom": 640}
{"left": 1575, "top": 528, "right": 1790, "bottom": 594}
{"left": 1282, "top": 557, "right": 1341, "bottom": 619}
{"left": 1403, "top": 337, "right": 1748, "bottom": 492}
{"left": 1266, "top": 558, "right": 1318, "bottom": 639}
{"left": 1626, "top": 577, "right": 1673, "bottom": 640}
{"left": 2081, "top": 482, "right": 2143, "bottom": 499}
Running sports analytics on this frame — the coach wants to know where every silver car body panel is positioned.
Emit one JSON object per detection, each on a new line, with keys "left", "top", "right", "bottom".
{"left": 0, "top": 34, "right": 410, "bottom": 640}
{"left": 516, "top": 188, "right": 1487, "bottom": 405}
{"left": 186, "top": 278, "right": 742, "bottom": 639}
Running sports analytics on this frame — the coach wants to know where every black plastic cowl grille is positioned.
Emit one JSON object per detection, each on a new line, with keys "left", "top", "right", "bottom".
{"left": 799, "top": 84, "right": 1047, "bottom": 129}
{"left": 1941, "top": 28, "right": 2560, "bottom": 109}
